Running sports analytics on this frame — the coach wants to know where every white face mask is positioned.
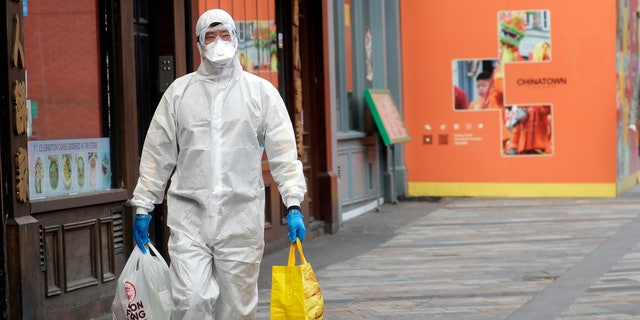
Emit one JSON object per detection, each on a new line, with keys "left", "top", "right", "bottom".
{"left": 198, "top": 24, "right": 237, "bottom": 67}
{"left": 201, "top": 38, "right": 236, "bottom": 66}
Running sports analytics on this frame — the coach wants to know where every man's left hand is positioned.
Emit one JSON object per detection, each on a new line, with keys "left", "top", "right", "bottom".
{"left": 286, "top": 208, "right": 306, "bottom": 242}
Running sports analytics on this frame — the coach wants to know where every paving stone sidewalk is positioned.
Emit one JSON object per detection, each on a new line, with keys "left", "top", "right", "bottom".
{"left": 257, "top": 192, "right": 640, "bottom": 319}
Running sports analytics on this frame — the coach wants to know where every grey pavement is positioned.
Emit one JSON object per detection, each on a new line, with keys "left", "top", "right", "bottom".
{"left": 256, "top": 187, "right": 640, "bottom": 319}
{"left": 99, "top": 186, "right": 640, "bottom": 319}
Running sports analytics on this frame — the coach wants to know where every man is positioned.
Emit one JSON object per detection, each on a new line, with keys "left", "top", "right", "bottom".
{"left": 129, "top": 9, "right": 307, "bottom": 319}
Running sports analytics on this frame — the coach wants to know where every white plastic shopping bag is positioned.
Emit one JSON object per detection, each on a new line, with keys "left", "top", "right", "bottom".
{"left": 111, "top": 243, "right": 172, "bottom": 320}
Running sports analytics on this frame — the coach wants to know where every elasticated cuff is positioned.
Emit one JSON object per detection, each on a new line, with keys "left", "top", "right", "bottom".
{"left": 136, "top": 207, "right": 150, "bottom": 215}
{"left": 284, "top": 196, "right": 302, "bottom": 210}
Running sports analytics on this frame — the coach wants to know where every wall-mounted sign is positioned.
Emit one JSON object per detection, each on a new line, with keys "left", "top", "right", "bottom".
{"left": 28, "top": 138, "right": 111, "bottom": 199}
{"left": 364, "top": 89, "right": 411, "bottom": 145}
{"left": 401, "top": 1, "right": 618, "bottom": 197}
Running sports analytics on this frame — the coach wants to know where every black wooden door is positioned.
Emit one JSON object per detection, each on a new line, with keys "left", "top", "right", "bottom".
{"left": 133, "top": 0, "right": 167, "bottom": 255}
{"left": 134, "top": 0, "right": 158, "bottom": 151}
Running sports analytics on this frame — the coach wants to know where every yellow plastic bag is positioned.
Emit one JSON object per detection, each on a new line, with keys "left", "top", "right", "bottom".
{"left": 270, "top": 238, "right": 324, "bottom": 319}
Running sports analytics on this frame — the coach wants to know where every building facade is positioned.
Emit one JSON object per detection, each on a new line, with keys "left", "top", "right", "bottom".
{"left": 330, "top": 0, "right": 407, "bottom": 220}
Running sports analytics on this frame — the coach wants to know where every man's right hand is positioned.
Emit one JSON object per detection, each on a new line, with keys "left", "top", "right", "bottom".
{"left": 133, "top": 214, "right": 152, "bottom": 254}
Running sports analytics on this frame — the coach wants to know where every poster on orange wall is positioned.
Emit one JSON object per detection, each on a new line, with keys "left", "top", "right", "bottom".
{"left": 400, "top": 1, "right": 617, "bottom": 197}
{"left": 453, "top": 10, "right": 553, "bottom": 156}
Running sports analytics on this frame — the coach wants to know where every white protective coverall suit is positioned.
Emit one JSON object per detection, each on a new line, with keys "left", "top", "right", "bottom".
{"left": 130, "top": 9, "right": 307, "bottom": 319}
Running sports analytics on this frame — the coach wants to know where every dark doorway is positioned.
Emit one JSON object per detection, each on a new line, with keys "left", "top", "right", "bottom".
{"left": 133, "top": 0, "right": 176, "bottom": 257}
{"left": 0, "top": 144, "right": 6, "bottom": 318}
{"left": 298, "top": 0, "right": 326, "bottom": 228}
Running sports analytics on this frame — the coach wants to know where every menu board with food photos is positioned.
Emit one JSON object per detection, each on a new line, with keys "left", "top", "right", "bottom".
{"left": 364, "top": 89, "right": 411, "bottom": 145}
{"left": 28, "top": 138, "right": 111, "bottom": 200}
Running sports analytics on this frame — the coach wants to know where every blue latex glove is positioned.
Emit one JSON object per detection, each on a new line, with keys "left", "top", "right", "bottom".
{"left": 286, "top": 208, "right": 306, "bottom": 242}
{"left": 133, "top": 214, "right": 152, "bottom": 254}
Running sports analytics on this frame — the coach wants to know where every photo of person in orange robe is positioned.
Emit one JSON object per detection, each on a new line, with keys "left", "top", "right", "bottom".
{"left": 506, "top": 105, "right": 552, "bottom": 155}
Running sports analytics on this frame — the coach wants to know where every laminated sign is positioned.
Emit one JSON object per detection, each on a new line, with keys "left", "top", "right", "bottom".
{"left": 112, "top": 243, "right": 172, "bottom": 320}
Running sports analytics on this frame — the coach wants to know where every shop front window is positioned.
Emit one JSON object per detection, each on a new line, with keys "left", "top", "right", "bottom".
{"left": 24, "top": 0, "right": 113, "bottom": 200}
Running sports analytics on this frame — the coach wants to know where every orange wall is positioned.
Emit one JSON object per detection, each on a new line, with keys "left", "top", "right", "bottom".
{"left": 400, "top": 1, "right": 616, "bottom": 185}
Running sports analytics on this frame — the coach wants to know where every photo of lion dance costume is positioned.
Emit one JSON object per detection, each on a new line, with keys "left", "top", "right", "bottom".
{"left": 485, "top": 12, "right": 552, "bottom": 155}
